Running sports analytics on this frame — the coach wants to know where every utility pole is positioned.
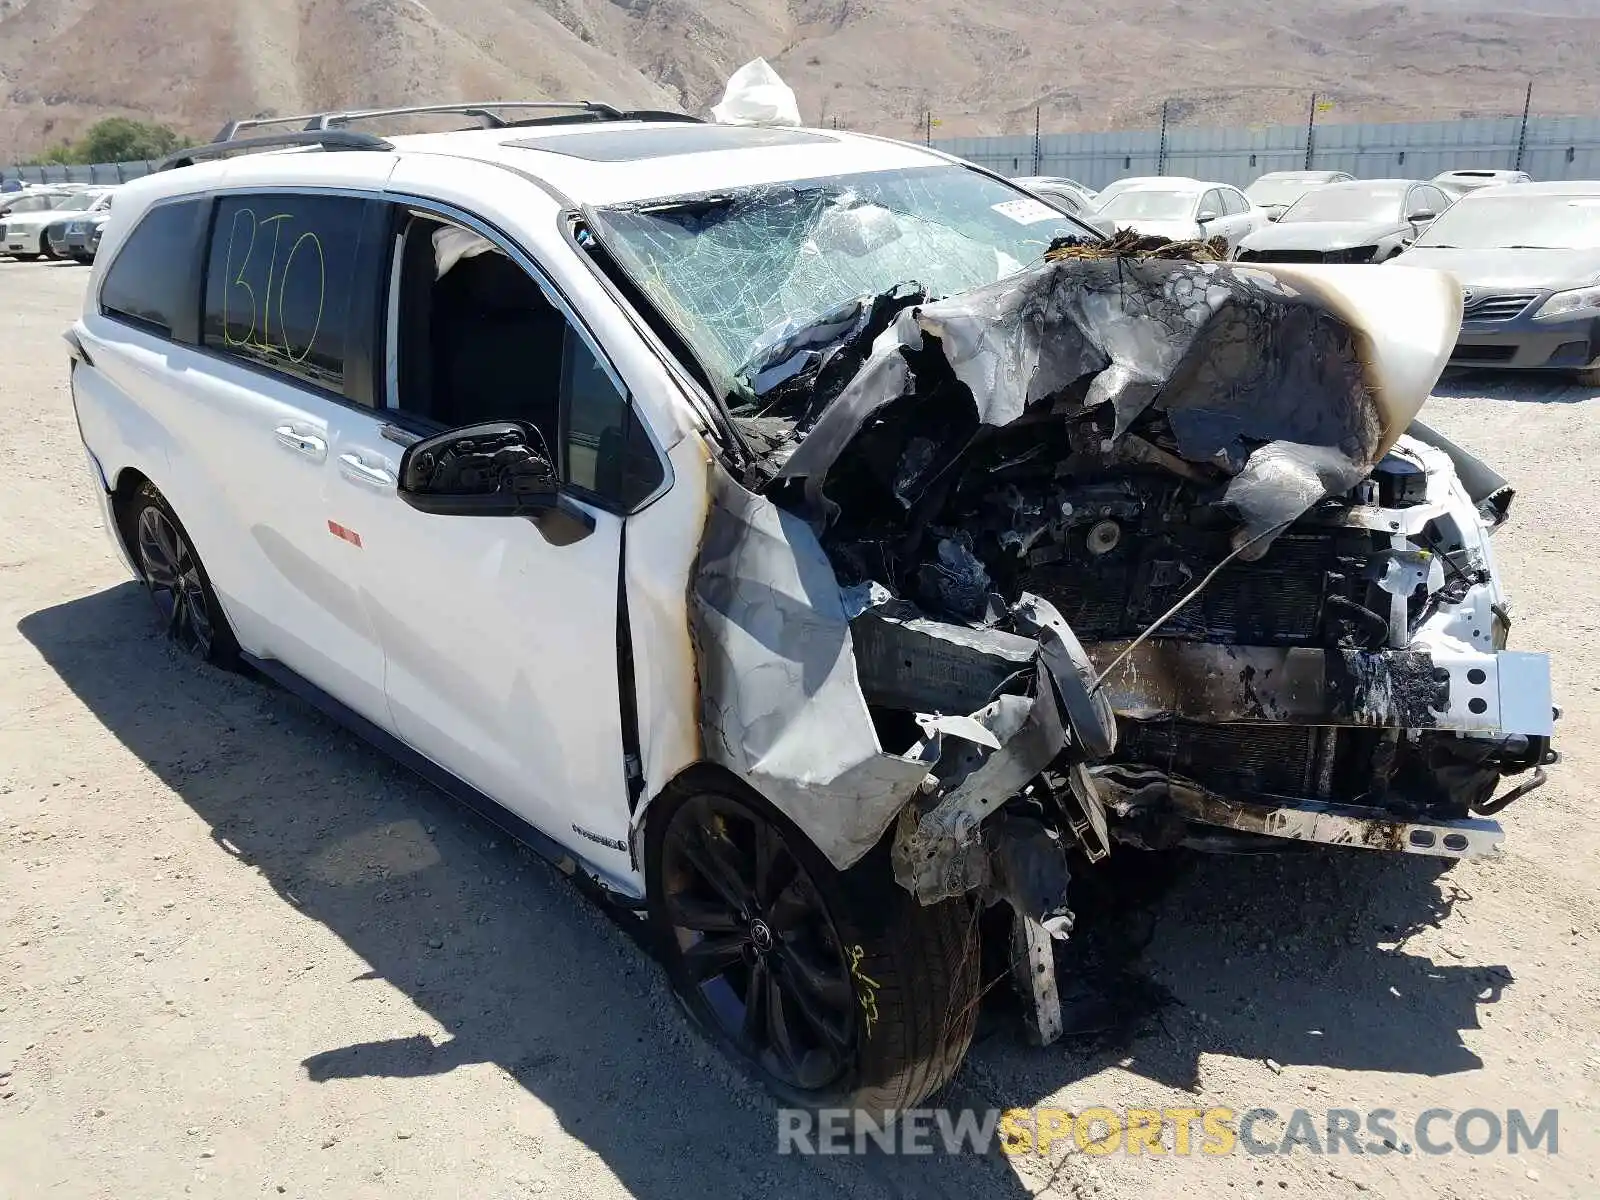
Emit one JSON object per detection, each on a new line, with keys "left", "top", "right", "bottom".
{"left": 1033, "top": 105, "right": 1041, "bottom": 175}
{"left": 1158, "top": 98, "right": 1170, "bottom": 176}
{"left": 1304, "top": 91, "right": 1317, "bottom": 169}
{"left": 1515, "top": 80, "right": 1533, "bottom": 171}
{"left": 924, "top": 110, "right": 933, "bottom": 146}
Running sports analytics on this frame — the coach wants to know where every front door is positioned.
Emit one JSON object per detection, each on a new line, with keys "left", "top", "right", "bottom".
{"left": 341, "top": 205, "right": 647, "bottom": 873}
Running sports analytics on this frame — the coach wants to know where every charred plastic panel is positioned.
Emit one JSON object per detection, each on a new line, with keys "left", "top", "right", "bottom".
{"left": 848, "top": 594, "right": 1036, "bottom": 712}
{"left": 1090, "top": 642, "right": 1453, "bottom": 728}
{"left": 688, "top": 469, "right": 938, "bottom": 870}
{"left": 776, "top": 255, "right": 1456, "bottom": 571}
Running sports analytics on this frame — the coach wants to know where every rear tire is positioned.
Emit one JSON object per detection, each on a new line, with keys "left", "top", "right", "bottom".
{"left": 1575, "top": 366, "right": 1600, "bottom": 388}
{"left": 646, "top": 776, "right": 979, "bottom": 1114}
{"left": 124, "top": 481, "right": 240, "bottom": 669}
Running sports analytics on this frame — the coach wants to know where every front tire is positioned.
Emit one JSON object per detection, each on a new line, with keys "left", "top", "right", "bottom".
{"left": 646, "top": 777, "right": 979, "bottom": 1114}
{"left": 125, "top": 481, "right": 240, "bottom": 668}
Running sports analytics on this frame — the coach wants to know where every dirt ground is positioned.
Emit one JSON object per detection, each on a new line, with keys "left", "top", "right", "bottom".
{"left": 2, "top": 259, "right": 1597, "bottom": 1200}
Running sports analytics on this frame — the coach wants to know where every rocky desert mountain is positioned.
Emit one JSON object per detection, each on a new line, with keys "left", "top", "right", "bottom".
{"left": 3, "top": 0, "right": 1599, "bottom": 158}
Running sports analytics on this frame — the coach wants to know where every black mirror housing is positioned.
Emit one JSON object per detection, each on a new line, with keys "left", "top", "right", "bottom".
{"left": 397, "top": 422, "right": 559, "bottom": 517}
{"left": 1408, "top": 210, "right": 1437, "bottom": 224}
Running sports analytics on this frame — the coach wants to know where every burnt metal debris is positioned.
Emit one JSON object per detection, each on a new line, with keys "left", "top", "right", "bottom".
{"left": 686, "top": 237, "right": 1543, "bottom": 1041}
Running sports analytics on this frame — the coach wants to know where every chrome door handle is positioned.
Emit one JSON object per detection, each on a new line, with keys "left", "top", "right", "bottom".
{"left": 338, "top": 453, "right": 395, "bottom": 488}
{"left": 274, "top": 426, "right": 327, "bottom": 459}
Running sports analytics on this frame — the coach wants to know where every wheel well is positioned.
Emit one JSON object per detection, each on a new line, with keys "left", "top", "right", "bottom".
{"left": 635, "top": 761, "right": 780, "bottom": 869}
{"left": 108, "top": 467, "right": 152, "bottom": 562}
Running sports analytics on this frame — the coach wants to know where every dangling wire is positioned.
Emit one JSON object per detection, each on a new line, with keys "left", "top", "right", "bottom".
{"left": 1090, "top": 519, "right": 1295, "bottom": 693}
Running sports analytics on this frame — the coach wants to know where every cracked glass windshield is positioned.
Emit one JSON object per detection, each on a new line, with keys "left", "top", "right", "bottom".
{"left": 592, "top": 165, "right": 1092, "bottom": 397}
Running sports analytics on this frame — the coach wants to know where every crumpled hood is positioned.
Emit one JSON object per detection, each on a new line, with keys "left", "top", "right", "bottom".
{"left": 779, "top": 252, "right": 1459, "bottom": 557}
{"left": 1240, "top": 219, "right": 1404, "bottom": 253}
{"left": 1392, "top": 246, "right": 1600, "bottom": 291}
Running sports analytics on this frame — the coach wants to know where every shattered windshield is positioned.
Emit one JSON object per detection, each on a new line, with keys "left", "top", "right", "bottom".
{"left": 1098, "top": 190, "right": 1198, "bottom": 221}
{"left": 1414, "top": 193, "right": 1600, "bottom": 250}
{"left": 1280, "top": 186, "right": 1404, "bottom": 223}
{"left": 591, "top": 165, "right": 1094, "bottom": 397}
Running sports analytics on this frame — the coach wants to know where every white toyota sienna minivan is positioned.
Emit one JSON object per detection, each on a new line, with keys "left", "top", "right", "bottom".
{"left": 66, "top": 102, "right": 1557, "bottom": 1114}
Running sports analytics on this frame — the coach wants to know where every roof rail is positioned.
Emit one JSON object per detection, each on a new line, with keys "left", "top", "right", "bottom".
{"left": 214, "top": 101, "right": 702, "bottom": 143}
{"left": 160, "top": 130, "right": 394, "bottom": 171}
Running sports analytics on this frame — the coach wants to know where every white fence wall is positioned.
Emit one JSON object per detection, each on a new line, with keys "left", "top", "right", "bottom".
{"left": 935, "top": 115, "right": 1600, "bottom": 188}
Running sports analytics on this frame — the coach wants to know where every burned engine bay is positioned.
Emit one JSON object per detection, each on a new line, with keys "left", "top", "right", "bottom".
{"left": 683, "top": 238, "right": 1554, "bottom": 1037}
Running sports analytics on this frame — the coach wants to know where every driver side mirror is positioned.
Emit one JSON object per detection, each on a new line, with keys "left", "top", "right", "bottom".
{"left": 1196, "top": 209, "right": 1219, "bottom": 224}
{"left": 1408, "top": 209, "right": 1437, "bottom": 226}
{"left": 396, "top": 421, "right": 594, "bottom": 543}
{"left": 1267, "top": 209, "right": 1283, "bottom": 222}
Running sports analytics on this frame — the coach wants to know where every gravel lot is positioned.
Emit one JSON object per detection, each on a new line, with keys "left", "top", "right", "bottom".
{"left": 2, "top": 259, "right": 1597, "bottom": 1199}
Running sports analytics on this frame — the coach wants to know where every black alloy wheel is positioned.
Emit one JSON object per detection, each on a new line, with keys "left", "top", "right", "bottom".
{"left": 136, "top": 503, "right": 216, "bottom": 658}
{"left": 127, "top": 483, "right": 238, "bottom": 667}
{"left": 657, "top": 792, "right": 858, "bottom": 1095}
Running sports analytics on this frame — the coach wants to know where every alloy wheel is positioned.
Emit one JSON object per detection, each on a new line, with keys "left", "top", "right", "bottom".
{"left": 660, "top": 795, "right": 858, "bottom": 1092}
{"left": 135, "top": 505, "right": 215, "bottom": 658}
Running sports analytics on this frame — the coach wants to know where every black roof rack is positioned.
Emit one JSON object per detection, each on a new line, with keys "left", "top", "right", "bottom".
{"left": 213, "top": 102, "right": 701, "bottom": 143}
{"left": 159, "top": 130, "right": 394, "bottom": 171}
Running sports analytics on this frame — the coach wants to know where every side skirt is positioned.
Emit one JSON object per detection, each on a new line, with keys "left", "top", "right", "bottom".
{"left": 240, "top": 652, "right": 647, "bottom": 908}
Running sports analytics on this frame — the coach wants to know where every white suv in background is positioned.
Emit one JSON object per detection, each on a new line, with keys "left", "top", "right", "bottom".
{"left": 67, "top": 104, "right": 1555, "bottom": 1114}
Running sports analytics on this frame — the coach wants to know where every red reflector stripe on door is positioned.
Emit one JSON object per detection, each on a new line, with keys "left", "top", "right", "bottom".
{"left": 327, "top": 520, "right": 363, "bottom": 548}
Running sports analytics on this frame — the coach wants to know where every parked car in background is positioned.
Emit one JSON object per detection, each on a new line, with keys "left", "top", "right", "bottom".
{"left": 1093, "top": 175, "right": 1200, "bottom": 209}
{"left": 52, "top": 189, "right": 116, "bottom": 262}
{"left": 1432, "top": 169, "right": 1532, "bottom": 200}
{"left": 1245, "top": 169, "right": 1354, "bottom": 220}
{"left": 0, "top": 186, "right": 78, "bottom": 221}
{"left": 1234, "top": 178, "right": 1451, "bottom": 263}
{"left": 83, "top": 219, "right": 107, "bottom": 261}
{"left": 44, "top": 217, "right": 76, "bottom": 260}
{"left": 1090, "top": 179, "right": 1265, "bottom": 251}
{"left": 1012, "top": 175, "right": 1098, "bottom": 217}
{"left": 0, "top": 187, "right": 111, "bottom": 259}
{"left": 1389, "top": 181, "right": 1600, "bottom": 384}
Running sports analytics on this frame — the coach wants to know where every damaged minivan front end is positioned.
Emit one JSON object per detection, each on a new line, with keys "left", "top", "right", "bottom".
{"left": 589, "top": 172, "right": 1556, "bottom": 1057}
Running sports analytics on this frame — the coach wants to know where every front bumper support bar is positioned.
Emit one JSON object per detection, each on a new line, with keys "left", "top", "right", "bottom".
{"left": 1167, "top": 787, "right": 1505, "bottom": 859}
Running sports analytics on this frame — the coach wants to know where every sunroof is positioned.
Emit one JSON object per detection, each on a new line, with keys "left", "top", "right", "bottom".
{"left": 503, "top": 124, "right": 835, "bottom": 162}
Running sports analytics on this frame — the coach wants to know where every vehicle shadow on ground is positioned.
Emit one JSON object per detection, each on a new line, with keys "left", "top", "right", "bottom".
{"left": 965, "top": 848, "right": 1506, "bottom": 1109}
{"left": 19, "top": 584, "right": 1512, "bottom": 1196}
{"left": 1434, "top": 369, "right": 1599, "bottom": 404}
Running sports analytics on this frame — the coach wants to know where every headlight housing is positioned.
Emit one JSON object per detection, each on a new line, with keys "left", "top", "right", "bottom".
{"left": 1340, "top": 244, "right": 1378, "bottom": 264}
{"left": 1533, "top": 285, "right": 1600, "bottom": 320}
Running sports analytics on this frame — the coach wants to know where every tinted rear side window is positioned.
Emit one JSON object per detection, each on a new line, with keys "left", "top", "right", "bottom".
{"left": 203, "top": 194, "right": 367, "bottom": 393}
{"left": 100, "top": 199, "right": 206, "bottom": 337}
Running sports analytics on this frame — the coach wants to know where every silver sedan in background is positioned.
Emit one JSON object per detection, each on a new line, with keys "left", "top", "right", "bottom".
{"left": 1390, "top": 181, "right": 1600, "bottom": 384}
{"left": 1244, "top": 169, "right": 1354, "bottom": 220}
